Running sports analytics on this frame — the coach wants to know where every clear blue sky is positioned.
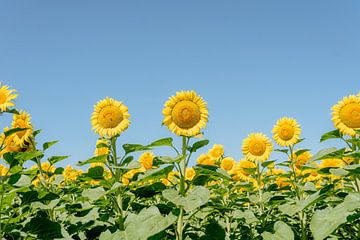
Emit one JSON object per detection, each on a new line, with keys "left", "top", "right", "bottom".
{"left": 0, "top": 1, "right": 359, "bottom": 166}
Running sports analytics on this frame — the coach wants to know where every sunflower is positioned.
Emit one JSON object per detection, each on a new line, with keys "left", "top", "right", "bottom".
{"left": 272, "top": 117, "right": 301, "bottom": 146}
{"left": 91, "top": 97, "right": 131, "bottom": 137}
{"left": 292, "top": 150, "right": 312, "bottom": 168}
{"left": 332, "top": 95, "right": 360, "bottom": 136}
{"left": 11, "top": 111, "right": 33, "bottom": 147}
{"left": 63, "top": 165, "right": 83, "bottom": 181}
{"left": 0, "top": 83, "right": 18, "bottom": 112}
{"left": 319, "top": 158, "right": 344, "bottom": 168}
{"left": 139, "top": 152, "right": 154, "bottom": 170}
{"left": 0, "top": 128, "right": 22, "bottom": 157}
{"left": 0, "top": 164, "right": 9, "bottom": 176}
{"left": 229, "top": 159, "right": 255, "bottom": 181}
{"left": 242, "top": 133, "right": 273, "bottom": 162}
{"left": 162, "top": 90, "right": 208, "bottom": 137}
{"left": 208, "top": 144, "right": 224, "bottom": 159}
{"left": 220, "top": 157, "right": 235, "bottom": 171}
{"left": 94, "top": 139, "right": 110, "bottom": 156}
{"left": 196, "top": 153, "right": 215, "bottom": 166}
{"left": 185, "top": 167, "right": 196, "bottom": 181}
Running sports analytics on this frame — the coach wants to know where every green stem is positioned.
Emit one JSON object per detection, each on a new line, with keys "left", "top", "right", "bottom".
{"left": 177, "top": 136, "right": 188, "bottom": 240}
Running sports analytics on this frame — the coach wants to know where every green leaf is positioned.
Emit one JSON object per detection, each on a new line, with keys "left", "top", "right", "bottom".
{"left": 24, "top": 217, "right": 63, "bottom": 239}
{"left": 8, "top": 174, "right": 31, "bottom": 187}
{"left": 121, "top": 156, "right": 134, "bottom": 166}
{"left": 320, "top": 130, "right": 342, "bottom": 142}
{"left": 155, "top": 155, "right": 184, "bottom": 164}
{"left": 149, "top": 138, "right": 173, "bottom": 147}
{"left": 310, "top": 148, "right": 340, "bottom": 161}
{"left": 132, "top": 182, "right": 166, "bottom": 198}
{"left": 275, "top": 149, "right": 289, "bottom": 154}
{"left": 294, "top": 149, "right": 311, "bottom": 157}
{"left": 279, "top": 191, "right": 321, "bottom": 216}
{"left": 14, "top": 151, "right": 43, "bottom": 162}
{"left": 4, "top": 127, "right": 28, "bottom": 138}
{"left": 43, "top": 141, "right": 59, "bottom": 151}
{"left": 329, "top": 168, "right": 348, "bottom": 177}
{"left": 162, "top": 186, "right": 210, "bottom": 212}
{"left": 262, "top": 221, "right": 294, "bottom": 240}
{"left": 200, "top": 222, "right": 226, "bottom": 240}
{"left": 122, "top": 144, "right": 151, "bottom": 154}
{"left": 189, "top": 140, "right": 209, "bottom": 152}
{"left": 77, "top": 155, "right": 107, "bottom": 166}
{"left": 137, "top": 165, "right": 174, "bottom": 182}
{"left": 48, "top": 155, "right": 69, "bottom": 165}
{"left": 194, "top": 165, "right": 231, "bottom": 180}
{"left": 233, "top": 209, "right": 258, "bottom": 224}
{"left": 262, "top": 160, "right": 276, "bottom": 168}
{"left": 83, "top": 166, "right": 104, "bottom": 179}
{"left": 122, "top": 206, "right": 177, "bottom": 240}
{"left": 82, "top": 187, "right": 106, "bottom": 201}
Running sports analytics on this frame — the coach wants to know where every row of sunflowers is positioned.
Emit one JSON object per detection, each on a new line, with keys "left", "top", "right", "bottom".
{"left": 0, "top": 82, "right": 359, "bottom": 240}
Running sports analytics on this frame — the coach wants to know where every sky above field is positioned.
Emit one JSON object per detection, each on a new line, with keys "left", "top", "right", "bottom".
{"left": 0, "top": 1, "right": 359, "bottom": 167}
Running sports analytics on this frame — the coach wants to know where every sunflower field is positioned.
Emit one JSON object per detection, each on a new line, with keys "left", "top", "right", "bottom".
{"left": 0, "top": 82, "right": 360, "bottom": 240}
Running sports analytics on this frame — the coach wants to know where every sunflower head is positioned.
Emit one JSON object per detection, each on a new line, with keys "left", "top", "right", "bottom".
{"left": 220, "top": 157, "right": 235, "bottom": 171}
{"left": 319, "top": 158, "right": 344, "bottom": 169}
{"left": 162, "top": 91, "right": 208, "bottom": 137}
{"left": 91, "top": 97, "right": 131, "bottom": 137}
{"left": 292, "top": 150, "right": 312, "bottom": 168}
{"left": 332, "top": 95, "right": 360, "bottom": 136}
{"left": 242, "top": 133, "right": 273, "bottom": 162}
{"left": 196, "top": 153, "right": 215, "bottom": 166}
{"left": 0, "top": 83, "right": 18, "bottom": 112}
{"left": 139, "top": 152, "right": 154, "bottom": 170}
{"left": 185, "top": 167, "right": 196, "bottom": 181}
{"left": 272, "top": 117, "right": 301, "bottom": 146}
{"left": 11, "top": 111, "right": 33, "bottom": 147}
{"left": 208, "top": 144, "right": 224, "bottom": 159}
{"left": 94, "top": 139, "right": 110, "bottom": 156}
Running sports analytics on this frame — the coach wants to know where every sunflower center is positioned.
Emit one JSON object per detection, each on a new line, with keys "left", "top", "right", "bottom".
{"left": 0, "top": 92, "right": 6, "bottom": 104}
{"left": 278, "top": 125, "right": 294, "bottom": 140}
{"left": 98, "top": 106, "right": 124, "bottom": 128}
{"left": 339, "top": 103, "right": 360, "bottom": 128}
{"left": 249, "top": 140, "right": 266, "bottom": 156}
{"left": 171, "top": 100, "right": 201, "bottom": 129}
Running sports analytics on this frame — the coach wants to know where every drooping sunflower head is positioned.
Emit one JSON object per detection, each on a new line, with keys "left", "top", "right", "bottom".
{"left": 242, "top": 133, "right": 273, "bottom": 162}
{"left": 272, "top": 117, "right": 301, "bottom": 146}
{"left": 91, "top": 97, "right": 131, "bottom": 137}
{"left": 0, "top": 83, "right": 18, "bottom": 112}
{"left": 332, "top": 95, "right": 360, "bottom": 136}
{"left": 11, "top": 111, "right": 33, "bottom": 147}
{"left": 162, "top": 90, "right": 208, "bottom": 137}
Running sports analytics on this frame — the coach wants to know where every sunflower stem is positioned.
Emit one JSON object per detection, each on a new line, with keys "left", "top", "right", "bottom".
{"left": 177, "top": 136, "right": 188, "bottom": 240}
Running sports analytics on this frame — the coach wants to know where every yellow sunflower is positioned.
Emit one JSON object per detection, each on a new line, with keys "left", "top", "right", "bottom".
{"left": 319, "top": 158, "right": 344, "bottom": 168}
{"left": 0, "top": 83, "right": 18, "bottom": 112}
{"left": 229, "top": 159, "right": 255, "bottom": 181}
{"left": 242, "top": 133, "right": 273, "bottom": 162}
{"left": 162, "top": 90, "right": 208, "bottom": 137}
{"left": 185, "top": 167, "right": 196, "bottom": 181}
{"left": 220, "top": 157, "right": 235, "bottom": 171}
{"left": 196, "top": 153, "right": 215, "bottom": 166}
{"left": 11, "top": 111, "right": 33, "bottom": 147}
{"left": 0, "top": 128, "right": 22, "bottom": 157}
{"left": 139, "top": 152, "right": 154, "bottom": 170}
{"left": 208, "top": 144, "right": 224, "bottom": 159}
{"left": 63, "top": 165, "right": 83, "bottom": 181}
{"left": 272, "top": 117, "right": 301, "bottom": 146}
{"left": 292, "top": 150, "right": 312, "bottom": 168}
{"left": 332, "top": 95, "right": 360, "bottom": 136}
{"left": 91, "top": 97, "right": 131, "bottom": 137}
{"left": 94, "top": 139, "right": 109, "bottom": 156}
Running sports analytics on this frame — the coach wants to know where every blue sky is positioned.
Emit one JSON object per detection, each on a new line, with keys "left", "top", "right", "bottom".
{"left": 0, "top": 1, "right": 359, "bottom": 166}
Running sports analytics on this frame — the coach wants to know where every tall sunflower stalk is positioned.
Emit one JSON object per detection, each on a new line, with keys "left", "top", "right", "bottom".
{"left": 162, "top": 90, "right": 208, "bottom": 240}
{"left": 91, "top": 97, "right": 131, "bottom": 231}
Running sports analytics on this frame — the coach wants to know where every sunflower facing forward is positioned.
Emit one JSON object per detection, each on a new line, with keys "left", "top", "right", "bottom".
{"left": 332, "top": 95, "right": 360, "bottom": 136}
{"left": 272, "top": 117, "right": 301, "bottom": 146}
{"left": 91, "top": 97, "right": 130, "bottom": 137}
{"left": 242, "top": 133, "right": 273, "bottom": 162}
{"left": 162, "top": 91, "right": 208, "bottom": 137}
{"left": 11, "top": 111, "right": 33, "bottom": 147}
{"left": 0, "top": 83, "right": 18, "bottom": 112}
